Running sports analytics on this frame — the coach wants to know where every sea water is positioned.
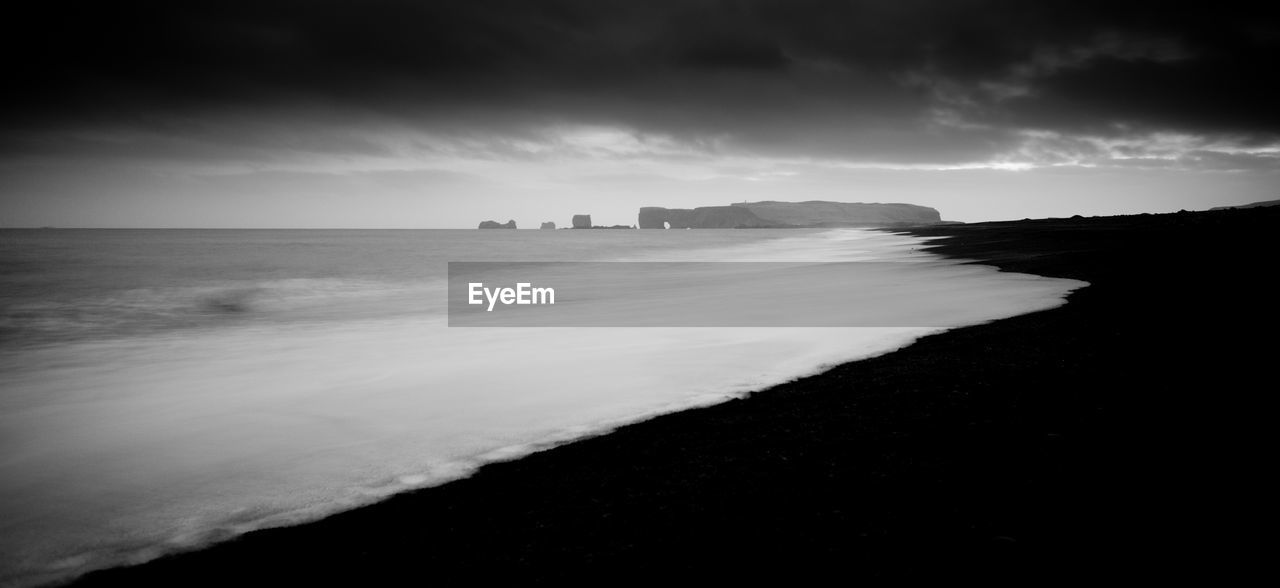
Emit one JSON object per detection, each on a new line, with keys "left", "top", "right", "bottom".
{"left": 0, "top": 228, "right": 1085, "bottom": 586}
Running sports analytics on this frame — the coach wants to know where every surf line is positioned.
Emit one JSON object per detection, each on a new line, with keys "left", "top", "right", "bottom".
{"left": 468, "top": 282, "right": 556, "bottom": 311}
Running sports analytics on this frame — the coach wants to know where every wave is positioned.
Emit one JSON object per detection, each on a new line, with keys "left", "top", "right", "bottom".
{"left": 0, "top": 277, "right": 449, "bottom": 349}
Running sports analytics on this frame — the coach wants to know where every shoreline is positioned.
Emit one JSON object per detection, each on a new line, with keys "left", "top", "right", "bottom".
{"left": 73, "top": 207, "right": 1277, "bottom": 584}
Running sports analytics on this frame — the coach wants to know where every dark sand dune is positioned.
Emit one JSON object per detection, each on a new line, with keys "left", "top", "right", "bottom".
{"left": 77, "top": 207, "right": 1277, "bottom": 585}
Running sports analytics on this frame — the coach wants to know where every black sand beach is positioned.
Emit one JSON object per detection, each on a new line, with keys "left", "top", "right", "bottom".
{"left": 77, "top": 207, "right": 1277, "bottom": 585}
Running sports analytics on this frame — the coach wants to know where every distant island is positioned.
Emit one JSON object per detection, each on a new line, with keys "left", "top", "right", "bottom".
{"left": 639, "top": 201, "right": 942, "bottom": 228}
{"left": 478, "top": 220, "right": 517, "bottom": 229}
{"left": 1210, "top": 198, "right": 1280, "bottom": 210}
{"left": 478, "top": 201, "right": 942, "bottom": 230}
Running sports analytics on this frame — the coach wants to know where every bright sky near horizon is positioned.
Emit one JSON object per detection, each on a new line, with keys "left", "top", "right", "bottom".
{"left": 2, "top": 1, "right": 1277, "bottom": 228}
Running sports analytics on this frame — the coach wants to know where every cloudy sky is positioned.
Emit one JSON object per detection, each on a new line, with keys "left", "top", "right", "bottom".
{"left": 1, "top": 0, "right": 1277, "bottom": 227}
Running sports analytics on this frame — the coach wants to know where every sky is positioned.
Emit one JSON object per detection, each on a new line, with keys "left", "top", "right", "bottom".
{"left": 1, "top": 0, "right": 1278, "bottom": 228}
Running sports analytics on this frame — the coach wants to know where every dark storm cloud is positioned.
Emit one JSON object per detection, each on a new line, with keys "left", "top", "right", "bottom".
{"left": 3, "top": 0, "right": 1278, "bottom": 162}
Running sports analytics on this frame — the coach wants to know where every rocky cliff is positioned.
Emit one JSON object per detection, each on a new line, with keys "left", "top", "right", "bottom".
{"left": 639, "top": 206, "right": 774, "bottom": 228}
{"left": 736, "top": 201, "right": 941, "bottom": 226}
{"left": 639, "top": 201, "right": 941, "bottom": 228}
{"left": 478, "top": 220, "right": 517, "bottom": 229}
{"left": 1210, "top": 198, "right": 1280, "bottom": 210}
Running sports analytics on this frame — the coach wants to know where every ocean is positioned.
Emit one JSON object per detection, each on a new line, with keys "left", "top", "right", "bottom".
{"left": 0, "top": 228, "right": 1084, "bottom": 586}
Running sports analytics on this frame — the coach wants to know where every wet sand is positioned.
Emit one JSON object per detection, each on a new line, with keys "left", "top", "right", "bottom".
{"left": 76, "top": 207, "right": 1277, "bottom": 584}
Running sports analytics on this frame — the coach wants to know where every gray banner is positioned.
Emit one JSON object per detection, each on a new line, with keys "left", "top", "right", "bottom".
{"left": 448, "top": 261, "right": 1063, "bottom": 327}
